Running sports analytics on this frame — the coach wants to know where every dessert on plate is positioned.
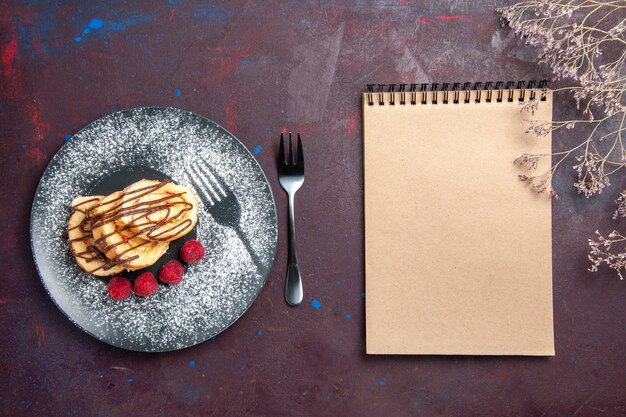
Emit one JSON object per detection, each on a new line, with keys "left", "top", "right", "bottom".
{"left": 67, "top": 179, "right": 198, "bottom": 276}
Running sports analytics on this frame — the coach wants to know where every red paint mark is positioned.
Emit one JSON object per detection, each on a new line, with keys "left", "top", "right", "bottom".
{"left": 280, "top": 125, "right": 312, "bottom": 137}
{"left": 2, "top": 37, "right": 17, "bottom": 77}
{"left": 0, "top": 296, "right": 5, "bottom": 304}
{"left": 294, "top": 123, "right": 315, "bottom": 135}
{"left": 347, "top": 112, "right": 358, "bottom": 135}
{"left": 437, "top": 14, "right": 472, "bottom": 20}
{"left": 416, "top": 14, "right": 483, "bottom": 24}
{"left": 218, "top": 386, "right": 224, "bottom": 392}
{"left": 25, "top": 103, "right": 48, "bottom": 141}
{"left": 34, "top": 322, "right": 45, "bottom": 347}
{"left": 24, "top": 147, "right": 47, "bottom": 165}
{"left": 346, "top": 20, "right": 359, "bottom": 33}
{"left": 31, "top": 36, "right": 46, "bottom": 59}
{"left": 225, "top": 93, "right": 237, "bottom": 133}
{"left": 205, "top": 47, "right": 251, "bottom": 83}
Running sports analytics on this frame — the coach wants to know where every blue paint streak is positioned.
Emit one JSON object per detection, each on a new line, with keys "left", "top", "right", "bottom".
{"left": 83, "top": 28, "right": 90, "bottom": 34}
{"left": 570, "top": 356, "right": 577, "bottom": 365}
{"left": 240, "top": 58, "right": 250, "bottom": 65}
{"left": 78, "top": 75, "right": 83, "bottom": 80}
{"left": 311, "top": 299, "right": 321, "bottom": 310}
{"left": 336, "top": 280, "right": 341, "bottom": 285}
{"left": 379, "top": 379, "right": 386, "bottom": 386}
{"left": 74, "top": 37, "right": 82, "bottom": 42}
{"left": 21, "top": 144, "right": 27, "bottom": 150}
{"left": 64, "top": 134, "right": 72, "bottom": 141}
{"left": 175, "top": 89, "right": 181, "bottom": 97}
{"left": 193, "top": 4, "right": 233, "bottom": 23}
{"left": 128, "top": 378, "right": 134, "bottom": 383}
{"left": 257, "top": 330, "right": 263, "bottom": 336}
{"left": 210, "top": 336, "right": 217, "bottom": 341}
{"left": 345, "top": 314, "right": 351, "bottom": 319}
{"left": 109, "top": 15, "right": 154, "bottom": 33}
{"left": 253, "top": 145, "right": 261, "bottom": 154}
{"left": 189, "top": 360, "right": 195, "bottom": 367}
{"left": 299, "top": 18, "right": 306, "bottom": 25}
{"left": 88, "top": 18, "right": 104, "bottom": 29}
{"left": 361, "top": 291, "right": 366, "bottom": 298}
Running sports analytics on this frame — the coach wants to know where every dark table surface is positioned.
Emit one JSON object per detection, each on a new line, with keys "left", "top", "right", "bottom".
{"left": 1, "top": 1, "right": 624, "bottom": 416}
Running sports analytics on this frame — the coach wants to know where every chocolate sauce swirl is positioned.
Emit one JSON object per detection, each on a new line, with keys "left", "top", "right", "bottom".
{"left": 69, "top": 180, "right": 194, "bottom": 272}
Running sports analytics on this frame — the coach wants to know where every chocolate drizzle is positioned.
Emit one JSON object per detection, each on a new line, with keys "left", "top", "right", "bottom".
{"left": 69, "top": 180, "right": 194, "bottom": 273}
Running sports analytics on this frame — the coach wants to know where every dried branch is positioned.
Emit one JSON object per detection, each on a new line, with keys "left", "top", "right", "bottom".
{"left": 498, "top": 0, "right": 625, "bottom": 198}
{"left": 499, "top": 0, "right": 626, "bottom": 279}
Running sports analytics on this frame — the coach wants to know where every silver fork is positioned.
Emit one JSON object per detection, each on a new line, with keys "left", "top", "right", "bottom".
{"left": 185, "top": 161, "right": 262, "bottom": 271}
{"left": 278, "top": 133, "right": 304, "bottom": 306}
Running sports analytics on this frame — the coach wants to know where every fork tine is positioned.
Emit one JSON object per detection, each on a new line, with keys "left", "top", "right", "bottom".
{"left": 189, "top": 165, "right": 220, "bottom": 203}
{"left": 297, "top": 133, "right": 303, "bottom": 165}
{"left": 279, "top": 133, "right": 285, "bottom": 165}
{"left": 288, "top": 132, "right": 293, "bottom": 165}
{"left": 197, "top": 165, "right": 224, "bottom": 201}
{"left": 199, "top": 164, "right": 227, "bottom": 197}
{"left": 186, "top": 168, "right": 215, "bottom": 206}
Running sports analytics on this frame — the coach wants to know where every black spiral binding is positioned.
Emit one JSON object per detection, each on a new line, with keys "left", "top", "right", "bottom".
{"left": 365, "top": 80, "right": 548, "bottom": 106}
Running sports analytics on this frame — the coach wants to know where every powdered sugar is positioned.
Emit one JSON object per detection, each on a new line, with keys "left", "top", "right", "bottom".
{"left": 31, "top": 107, "right": 277, "bottom": 351}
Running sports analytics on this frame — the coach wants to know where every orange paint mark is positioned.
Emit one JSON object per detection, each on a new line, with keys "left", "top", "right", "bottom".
{"left": 436, "top": 14, "right": 481, "bottom": 21}
{"left": 416, "top": 18, "right": 429, "bottom": 24}
{"left": 110, "top": 366, "right": 133, "bottom": 373}
{"left": 347, "top": 112, "right": 359, "bottom": 135}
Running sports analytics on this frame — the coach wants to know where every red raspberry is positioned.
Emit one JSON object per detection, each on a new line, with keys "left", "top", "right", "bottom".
{"left": 133, "top": 272, "right": 158, "bottom": 297}
{"left": 159, "top": 260, "right": 184, "bottom": 284}
{"left": 108, "top": 277, "right": 132, "bottom": 300}
{"left": 180, "top": 240, "right": 205, "bottom": 264}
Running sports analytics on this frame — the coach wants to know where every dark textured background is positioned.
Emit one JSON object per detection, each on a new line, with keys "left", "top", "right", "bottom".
{"left": 1, "top": 1, "right": 624, "bottom": 416}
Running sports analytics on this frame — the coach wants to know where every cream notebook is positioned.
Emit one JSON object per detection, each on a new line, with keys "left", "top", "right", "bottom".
{"left": 363, "top": 82, "right": 554, "bottom": 355}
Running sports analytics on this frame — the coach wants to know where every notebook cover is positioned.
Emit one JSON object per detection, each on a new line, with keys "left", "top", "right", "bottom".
{"left": 363, "top": 89, "right": 554, "bottom": 355}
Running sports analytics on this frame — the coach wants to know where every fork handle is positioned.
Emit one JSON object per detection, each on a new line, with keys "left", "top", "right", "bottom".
{"left": 285, "top": 192, "right": 303, "bottom": 306}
